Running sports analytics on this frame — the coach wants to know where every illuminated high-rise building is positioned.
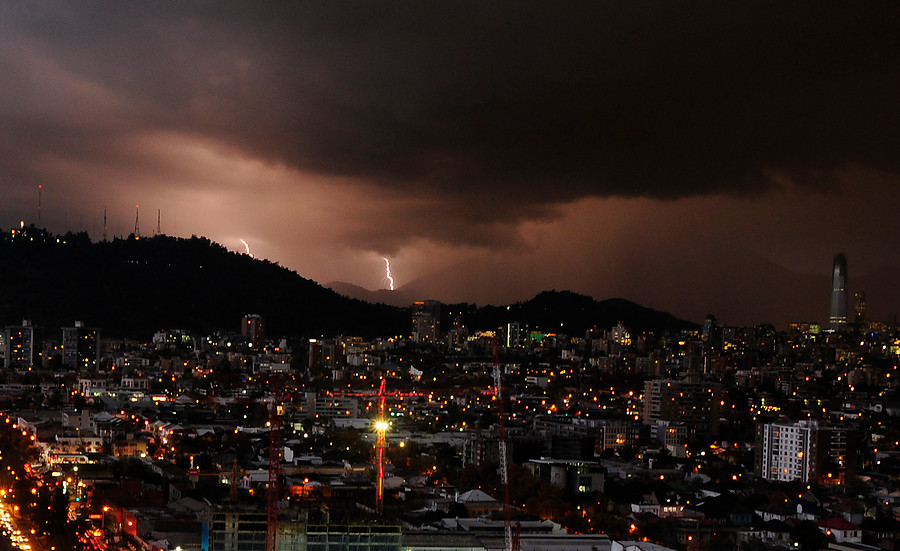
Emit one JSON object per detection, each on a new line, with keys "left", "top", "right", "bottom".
{"left": 756, "top": 420, "right": 856, "bottom": 484}
{"left": 62, "top": 321, "right": 99, "bottom": 371}
{"left": 241, "top": 314, "right": 266, "bottom": 349}
{"left": 642, "top": 379, "right": 721, "bottom": 439}
{"left": 5, "top": 320, "right": 34, "bottom": 368}
{"left": 829, "top": 253, "right": 848, "bottom": 332}
{"left": 854, "top": 291, "right": 866, "bottom": 325}
{"left": 411, "top": 300, "right": 441, "bottom": 343}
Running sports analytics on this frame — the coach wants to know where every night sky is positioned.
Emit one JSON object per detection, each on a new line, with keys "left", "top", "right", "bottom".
{"left": 2, "top": 2, "right": 898, "bottom": 328}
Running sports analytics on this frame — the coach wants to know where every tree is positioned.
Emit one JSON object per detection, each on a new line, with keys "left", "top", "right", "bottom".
{"left": 790, "top": 520, "right": 828, "bottom": 551}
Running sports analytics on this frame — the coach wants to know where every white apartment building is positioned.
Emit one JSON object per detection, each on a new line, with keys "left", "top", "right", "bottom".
{"left": 756, "top": 420, "right": 817, "bottom": 482}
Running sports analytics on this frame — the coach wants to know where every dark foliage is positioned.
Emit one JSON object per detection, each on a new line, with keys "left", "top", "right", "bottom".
{"left": 0, "top": 226, "right": 408, "bottom": 338}
{"left": 0, "top": 227, "right": 695, "bottom": 339}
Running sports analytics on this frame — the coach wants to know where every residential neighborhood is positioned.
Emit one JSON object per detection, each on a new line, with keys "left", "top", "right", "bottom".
{"left": 1, "top": 306, "right": 899, "bottom": 551}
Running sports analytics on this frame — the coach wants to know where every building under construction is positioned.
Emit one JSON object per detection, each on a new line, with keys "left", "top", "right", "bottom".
{"left": 202, "top": 505, "right": 401, "bottom": 551}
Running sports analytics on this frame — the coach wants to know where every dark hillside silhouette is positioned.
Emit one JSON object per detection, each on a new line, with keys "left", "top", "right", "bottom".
{"left": 0, "top": 226, "right": 407, "bottom": 338}
{"left": 1, "top": 226, "right": 695, "bottom": 339}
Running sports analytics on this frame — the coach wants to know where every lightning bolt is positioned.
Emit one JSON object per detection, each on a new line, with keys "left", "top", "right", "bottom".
{"left": 383, "top": 257, "right": 395, "bottom": 291}
{"left": 239, "top": 239, "right": 254, "bottom": 258}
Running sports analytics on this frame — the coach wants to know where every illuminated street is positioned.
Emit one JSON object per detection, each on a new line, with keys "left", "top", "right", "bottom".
{"left": 0, "top": 494, "right": 36, "bottom": 551}
{"left": 0, "top": 414, "right": 78, "bottom": 551}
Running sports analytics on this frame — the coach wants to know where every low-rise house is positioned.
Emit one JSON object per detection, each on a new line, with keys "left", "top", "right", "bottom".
{"left": 456, "top": 489, "right": 502, "bottom": 517}
{"left": 760, "top": 519, "right": 793, "bottom": 545}
{"left": 112, "top": 435, "right": 150, "bottom": 458}
{"left": 818, "top": 517, "right": 862, "bottom": 543}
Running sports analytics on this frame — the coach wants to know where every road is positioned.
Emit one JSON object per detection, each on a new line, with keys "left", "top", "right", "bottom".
{"left": 0, "top": 499, "right": 36, "bottom": 551}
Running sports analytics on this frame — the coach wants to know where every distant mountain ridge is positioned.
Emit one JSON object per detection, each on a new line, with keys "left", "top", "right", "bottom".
{"left": 328, "top": 284, "right": 698, "bottom": 334}
{"left": 326, "top": 280, "right": 416, "bottom": 307}
{"left": 462, "top": 291, "right": 698, "bottom": 335}
{"left": 333, "top": 254, "right": 900, "bottom": 330}
{"left": 1, "top": 226, "right": 696, "bottom": 339}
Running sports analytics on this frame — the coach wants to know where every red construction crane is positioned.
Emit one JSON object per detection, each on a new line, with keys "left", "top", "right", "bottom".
{"left": 267, "top": 382, "right": 283, "bottom": 551}
{"left": 492, "top": 339, "right": 519, "bottom": 551}
{"left": 375, "top": 378, "right": 388, "bottom": 515}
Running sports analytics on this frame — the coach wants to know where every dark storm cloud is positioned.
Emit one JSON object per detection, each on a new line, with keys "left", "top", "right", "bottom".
{"left": 2, "top": 2, "right": 899, "bottom": 226}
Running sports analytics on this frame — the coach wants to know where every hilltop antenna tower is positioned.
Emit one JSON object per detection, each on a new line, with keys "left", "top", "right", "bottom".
{"left": 38, "top": 185, "right": 42, "bottom": 221}
{"left": 102, "top": 207, "right": 108, "bottom": 241}
{"left": 155, "top": 209, "right": 161, "bottom": 236}
{"left": 134, "top": 205, "right": 140, "bottom": 237}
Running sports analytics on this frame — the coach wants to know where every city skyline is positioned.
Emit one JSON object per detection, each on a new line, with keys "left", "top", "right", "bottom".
{"left": 1, "top": 3, "right": 898, "bottom": 327}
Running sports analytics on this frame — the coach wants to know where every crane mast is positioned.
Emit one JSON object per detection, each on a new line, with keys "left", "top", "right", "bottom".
{"left": 492, "top": 339, "right": 515, "bottom": 551}
{"left": 267, "top": 384, "right": 283, "bottom": 551}
{"left": 376, "top": 378, "right": 388, "bottom": 515}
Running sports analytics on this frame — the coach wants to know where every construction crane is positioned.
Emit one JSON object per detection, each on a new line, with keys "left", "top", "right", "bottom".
{"left": 375, "top": 378, "right": 388, "bottom": 515}
{"left": 492, "top": 339, "right": 519, "bottom": 551}
{"left": 186, "top": 459, "right": 242, "bottom": 502}
{"left": 267, "top": 382, "right": 283, "bottom": 551}
{"left": 231, "top": 458, "right": 241, "bottom": 502}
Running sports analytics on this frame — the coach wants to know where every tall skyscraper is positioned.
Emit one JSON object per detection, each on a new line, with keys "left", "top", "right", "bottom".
{"left": 829, "top": 253, "right": 848, "bottom": 331}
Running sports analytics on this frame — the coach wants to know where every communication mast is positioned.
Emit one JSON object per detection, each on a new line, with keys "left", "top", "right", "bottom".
{"left": 492, "top": 339, "right": 518, "bottom": 551}
{"left": 102, "top": 207, "right": 108, "bottom": 241}
{"left": 134, "top": 205, "right": 140, "bottom": 237}
{"left": 155, "top": 209, "right": 161, "bottom": 236}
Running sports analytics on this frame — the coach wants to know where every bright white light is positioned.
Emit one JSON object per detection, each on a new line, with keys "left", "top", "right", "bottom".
{"left": 382, "top": 258, "right": 395, "bottom": 291}
{"left": 239, "top": 239, "right": 254, "bottom": 258}
{"left": 375, "top": 421, "right": 388, "bottom": 432}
